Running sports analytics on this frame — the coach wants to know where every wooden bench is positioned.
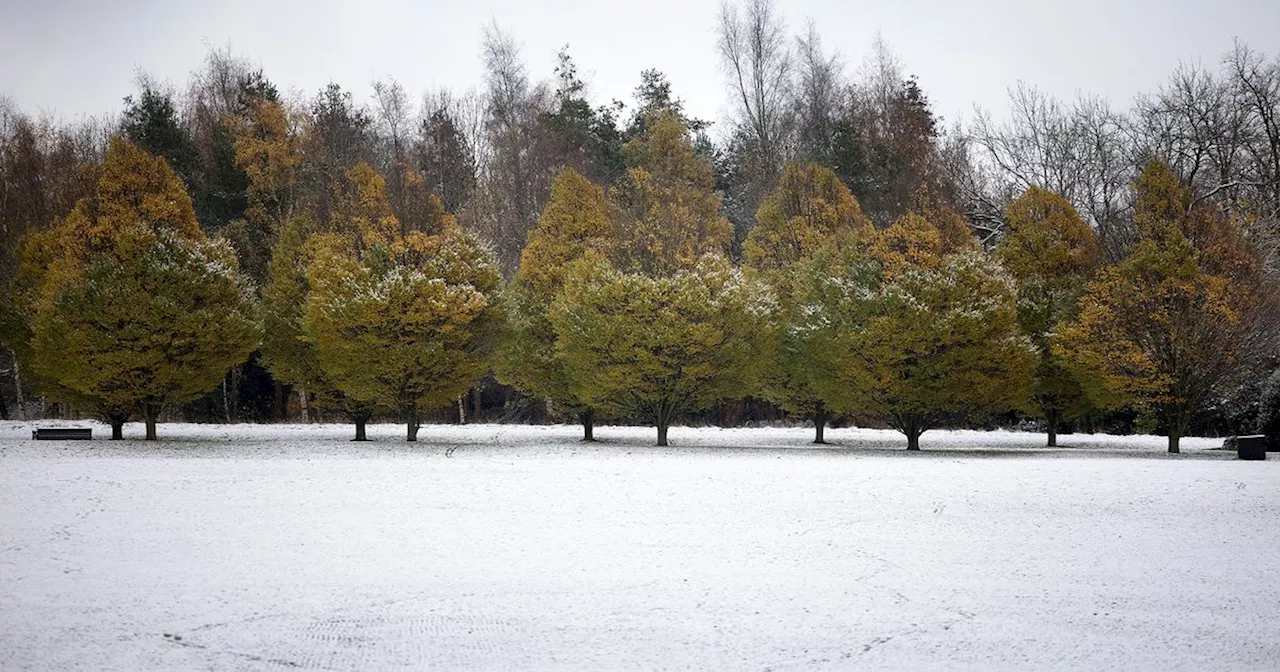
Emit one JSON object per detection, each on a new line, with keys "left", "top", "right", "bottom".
{"left": 32, "top": 427, "right": 93, "bottom": 441}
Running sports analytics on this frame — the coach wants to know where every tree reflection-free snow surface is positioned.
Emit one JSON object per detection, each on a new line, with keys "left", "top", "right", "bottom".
{"left": 1, "top": 422, "right": 1276, "bottom": 670}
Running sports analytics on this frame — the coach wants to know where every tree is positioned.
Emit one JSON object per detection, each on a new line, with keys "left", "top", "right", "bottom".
{"left": 743, "top": 162, "right": 873, "bottom": 442}
{"left": 831, "top": 250, "right": 1033, "bottom": 450}
{"left": 1058, "top": 161, "right": 1277, "bottom": 453}
{"left": 495, "top": 169, "right": 615, "bottom": 439}
{"left": 997, "top": 187, "right": 1103, "bottom": 446}
{"left": 550, "top": 254, "right": 775, "bottom": 446}
{"left": 303, "top": 163, "right": 502, "bottom": 441}
{"left": 231, "top": 95, "right": 303, "bottom": 285}
{"left": 20, "top": 137, "right": 257, "bottom": 440}
{"left": 416, "top": 92, "right": 477, "bottom": 214}
{"left": 120, "top": 79, "right": 201, "bottom": 196}
{"left": 611, "top": 110, "right": 733, "bottom": 275}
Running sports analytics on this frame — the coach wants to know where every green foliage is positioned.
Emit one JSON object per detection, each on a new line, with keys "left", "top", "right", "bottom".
{"left": 285, "top": 163, "right": 503, "bottom": 437}
{"left": 744, "top": 162, "right": 872, "bottom": 272}
{"left": 831, "top": 252, "right": 1034, "bottom": 448}
{"left": 997, "top": 187, "right": 1102, "bottom": 442}
{"left": 495, "top": 170, "right": 614, "bottom": 422}
{"left": 549, "top": 254, "right": 775, "bottom": 445}
{"left": 304, "top": 226, "right": 502, "bottom": 430}
{"left": 1056, "top": 161, "right": 1271, "bottom": 452}
{"left": 121, "top": 84, "right": 201, "bottom": 194}
{"left": 611, "top": 110, "right": 732, "bottom": 276}
{"left": 21, "top": 137, "right": 258, "bottom": 436}
{"left": 768, "top": 248, "right": 881, "bottom": 432}
{"left": 743, "top": 162, "right": 876, "bottom": 439}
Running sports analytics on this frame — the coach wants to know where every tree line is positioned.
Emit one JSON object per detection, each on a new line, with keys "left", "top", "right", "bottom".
{"left": 1, "top": 0, "right": 1278, "bottom": 451}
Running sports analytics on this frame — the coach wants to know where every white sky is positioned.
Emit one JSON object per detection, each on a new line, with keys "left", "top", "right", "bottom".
{"left": 3, "top": 0, "right": 1279, "bottom": 136}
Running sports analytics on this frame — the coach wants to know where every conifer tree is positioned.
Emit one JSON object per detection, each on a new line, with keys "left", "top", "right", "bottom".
{"left": 494, "top": 169, "right": 614, "bottom": 439}
{"left": 1057, "top": 161, "right": 1275, "bottom": 453}
{"left": 610, "top": 110, "right": 733, "bottom": 276}
{"left": 826, "top": 206, "right": 1032, "bottom": 449}
{"left": 20, "top": 137, "right": 258, "bottom": 440}
{"left": 539, "top": 111, "right": 768, "bottom": 446}
{"left": 744, "top": 162, "right": 874, "bottom": 442}
{"left": 550, "top": 254, "right": 775, "bottom": 446}
{"left": 997, "top": 187, "right": 1103, "bottom": 446}
{"left": 302, "top": 163, "right": 502, "bottom": 441}
{"left": 834, "top": 251, "right": 1032, "bottom": 449}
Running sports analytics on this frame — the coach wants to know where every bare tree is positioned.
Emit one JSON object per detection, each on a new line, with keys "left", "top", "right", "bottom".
{"left": 971, "top": 84, "right": 1133, "bottom": 256}
{"left": 474, "top": 22, "right": 553, "bottom": 275}
{"left": 791, "top": 21, "right": 845, "bottom": 166}
{"left": 716, "top": 0, "right": 794, "bottom": 166}
{"left": 371, "top": 78, "right": 415, "bottom": 214}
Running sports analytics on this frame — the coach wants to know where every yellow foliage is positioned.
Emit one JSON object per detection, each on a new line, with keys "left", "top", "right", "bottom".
{"left": 744, "top": 162, "right": 873, "bottom": 272}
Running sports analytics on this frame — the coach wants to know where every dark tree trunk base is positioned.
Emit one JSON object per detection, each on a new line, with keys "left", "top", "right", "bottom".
{"left": 581, "top": 410, "right": 595, "bottom": 442}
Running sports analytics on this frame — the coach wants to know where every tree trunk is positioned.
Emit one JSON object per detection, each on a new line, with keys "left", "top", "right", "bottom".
{"left": 813, "top": 405, "right": 829, "bottom": 444}
{"left": 1168, "top": 433, "right": 1180, "bottom": 454}
{"left": 273, "top": 381, "right": 285, "bottom": 421}
{"left": 655, "top": 401, "right": 673, "bottom": 447}
{"left": 143, "top": 403, "right": 160, "bottom": 441}
{"left": 228, "top": 365, "right": 241, "bottom": 424}
{"left": 906, "top": 430, "right": 921, "bottom": 451}
{"left": 1046, "top": 408, "right": 1059, "bottom": 447}
{"left": 472, "top": 385, "right": 481, "bottom": 422}
{"left": 10, "top": 346, "right": 26, "bottom": 421}
{"left": 353, "top": 414, "right": 369, "bottom": 441}
{"left": 407, "top": 410, "right": 420, "bottom": 442}
{"left": 108, "top": 414, "right": 126, "bottom": 440}
{"left": 299, "top": 388, "right": 311, "bottom": 423}
{"left": 0, "top": 383, "right": 8, "bottom": 420}
{"left": 458, "top": 395, "right": 467, "bottom": 424}
{"left": 581, "top": 409, "right": 596, "bottom": 442}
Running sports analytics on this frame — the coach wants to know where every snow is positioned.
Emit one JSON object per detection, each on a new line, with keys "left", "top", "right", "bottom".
{"left": 1, "top": 421, "right": 1278, "bottom": 670}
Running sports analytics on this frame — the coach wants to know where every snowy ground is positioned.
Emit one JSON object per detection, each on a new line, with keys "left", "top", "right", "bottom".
{"left": 1, "top": 421, "right": 1277, "bottom": 671}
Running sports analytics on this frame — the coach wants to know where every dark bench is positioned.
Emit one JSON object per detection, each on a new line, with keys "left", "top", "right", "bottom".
{"left": 32, "top": 427, "right": 93, "bottom": 441}
{"left": 1230, "top": 435, "right": 1268, "bottom": 460}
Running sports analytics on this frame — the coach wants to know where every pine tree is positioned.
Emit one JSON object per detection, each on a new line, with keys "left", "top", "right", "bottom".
{"left": 21, "top": 137, "right": 258, "bottom": 440}
{"left": 997, "top": 186, "right": 1103, "bottom": 446}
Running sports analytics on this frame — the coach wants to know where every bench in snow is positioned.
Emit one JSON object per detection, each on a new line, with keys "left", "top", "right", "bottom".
{"left": 1227, "top": 435, "right": 1268, "bottom": 460}
{"left": 32, "top": 427, "right": 93, "bottom": 440}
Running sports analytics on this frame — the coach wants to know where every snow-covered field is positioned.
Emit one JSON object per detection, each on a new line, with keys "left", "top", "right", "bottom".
{"left": 1, "top": 421, "right": 1277, "bottom": 670}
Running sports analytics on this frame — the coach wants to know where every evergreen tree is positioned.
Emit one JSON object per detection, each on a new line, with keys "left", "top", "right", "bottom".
{"left": 550, "top": 254, "right": 775, "bottom": 446}
{"left": 302, "top": 164, "right": 502, "bottom": 441}
{"left": 20, "top": 137, "right": 257, "bottom": 440}
{"left": 495, "top": 169, "right": 614, "bottom": 439}
{"left": 997, "top": 187, "right": 1103, "bottom": 445}
{"left": 744, "top": 162, "right": 875, "bottom": 442}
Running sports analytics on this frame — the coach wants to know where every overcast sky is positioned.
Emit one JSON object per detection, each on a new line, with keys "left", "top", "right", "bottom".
{"left": 3, "top": 0, "right": 1278, "bottom": 135}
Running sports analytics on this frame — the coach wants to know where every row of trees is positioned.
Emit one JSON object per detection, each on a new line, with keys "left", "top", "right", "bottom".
{"left": 9, "top": 112, "right": 1275, "bottom": 452}
{"left": 2, "top": 0, "right": 1279, "bottom": 449}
